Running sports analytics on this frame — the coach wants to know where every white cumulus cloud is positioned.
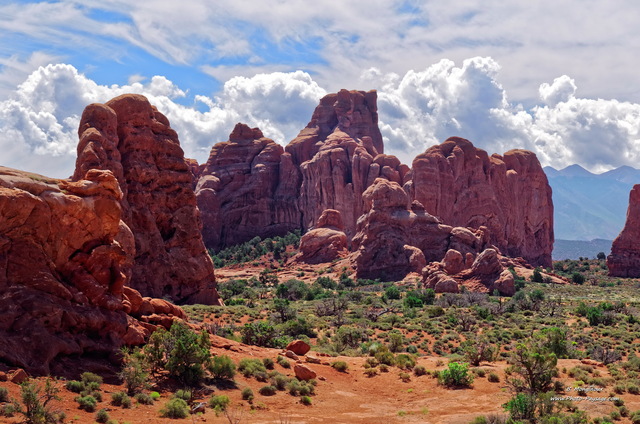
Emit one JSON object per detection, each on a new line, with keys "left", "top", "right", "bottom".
{"left": 0, "top": 64, "right": 325, "bottom": 177}
{"left": 2, "top": 58, "right": 640, "bottom": 179}
{"left": 539, "top": 75, "right": 577, "bottom": 107}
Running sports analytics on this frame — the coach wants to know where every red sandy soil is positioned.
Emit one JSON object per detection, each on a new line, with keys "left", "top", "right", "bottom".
{"left": 2, "top": 337, "right": 638, "bottom": 424}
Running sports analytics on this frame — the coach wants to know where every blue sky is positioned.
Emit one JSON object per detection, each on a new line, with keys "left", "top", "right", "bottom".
{"left": 1, "top": 1, "right": 640, "bottom": 177}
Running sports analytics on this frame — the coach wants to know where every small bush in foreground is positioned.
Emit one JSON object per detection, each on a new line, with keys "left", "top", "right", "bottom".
{"left": 331, "top": 361, "right": 349, "bottom": 372}
{"left": 65, "top": 380, "right": 84, "bottom": 393}
{"left": 96, "top": 409, "right": 109, "bottom": 423}
{"left": 259, "top": 385, "right": 277, "bottom": 396}
{"left": 238, "top": 358, "right": 267, "bottom": 378}
{"left": 488, "top": 372, "right": 500, "bottom": 383}
{"left": 160, "top": 398, "right": 189, "bottom": 419}
{"left": 111, "top": 391, "right": 132, "bottom": 408}
{"left": 15, "top": 379, "right": 63, "bottom": 424}
{"left": 241, "top": 388, "right": 254, "bottom": 401}
{"left": 438, "top": 362, "right": 474, "bottom": 388}
{"left": 209, "top": 355, "right": 236, "bottom": 380}
{"left": 208, "top": 395, "right": 230, "bottom": 411}
{"left": 413, "top": 365, "right": 427, "bottom": 376}
{"left": 76, "top": 395, "right": 97, "bottom": 412}
{"left": 135, "top": 392, "right": 154, "bottom": 405}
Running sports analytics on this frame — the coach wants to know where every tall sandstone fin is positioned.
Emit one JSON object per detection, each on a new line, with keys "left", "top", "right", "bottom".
{"left": 607, "top": 185, "right": 640, "bottom": 277}
{"left": 289, "top": 89, "right": 407, "bottom": 237}
{"left": 74, "top": 94, "right": 221, "bottom": 305}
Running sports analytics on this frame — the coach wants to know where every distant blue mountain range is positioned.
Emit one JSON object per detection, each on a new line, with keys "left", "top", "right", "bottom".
{"left": 544, "top": 164, "right": 640, "bottom": 241}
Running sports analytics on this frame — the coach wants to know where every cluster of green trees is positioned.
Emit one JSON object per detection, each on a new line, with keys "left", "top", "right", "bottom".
{"left": 209, "top": 231, "right": 301, "bottom": 267}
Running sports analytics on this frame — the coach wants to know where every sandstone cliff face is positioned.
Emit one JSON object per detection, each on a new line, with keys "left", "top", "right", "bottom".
{"left": 196, "top": 123, "right": 301, "bottom": 250}
{"left": 0, "top": 167, "right": 184, "bottom": 374}
{"left": 288, "top": 90, "right": 408, "bottom": 236}
{"left": 196, "top": 90, "right": 408, "bottom": 248}
{"left": 351, "top": 178, "right": 490, "bottom": 281}
{"left": 408, "top": 137, "right": 554, "bottom": 267}
{"left": 608, "top": 185, "right": 640, "bottom": 277}
{"left": 74, "top": 94, "right": 221, "bottom": 304}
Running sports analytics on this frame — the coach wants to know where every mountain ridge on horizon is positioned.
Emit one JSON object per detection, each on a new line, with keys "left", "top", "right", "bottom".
{"left": 544, "top": 164, "right": 640, "bottom": 242}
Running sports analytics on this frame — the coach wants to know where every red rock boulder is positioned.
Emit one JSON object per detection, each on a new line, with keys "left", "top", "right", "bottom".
{"left": 286, "top": 340, "right": 311, "bottom": 356}
{"left": 296, "top": 209, "right": 348, "bottom": 264}
{"left": 294, "top": 363, "right": 317, "bottom": 381}
{"left": 423, "top": 248, "right": 515, "bottom": 296}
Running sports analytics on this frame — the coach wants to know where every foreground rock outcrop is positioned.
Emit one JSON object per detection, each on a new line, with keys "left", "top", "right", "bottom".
{"left": 608, "top": 185, "right": 640, "bottom": 277}
{"left": 74, "top": 94, "right": 221, "bottom": 304}
{"left": 408, "top": 137, "right": 554, "bottom": 267}
{"left": 0, "top": 167, "right": 185, "bottom": 374}
{"left": 196, "top": 123, "right": 300, "bottom": 250}
{"left": 352, "top": 178, "right": 491, "bottom": 281}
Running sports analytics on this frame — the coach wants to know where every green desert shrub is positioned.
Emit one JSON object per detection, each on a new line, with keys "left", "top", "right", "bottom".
{"left": 208, "top": 395, "right": 230, "bottom": 411}
{"left": 160, "top": 398, "right": 189, "bottom": 419}
{"left": 238, "top": 358, "right": 267, "bottom": 378}
{"left": 259, "top": 385, "right": 277, "bottom": 396}
{"left": 111, "top": 391, "right": 132, "bottom": 408}
{"left": 413, "top": 365, "right": 427, "bottom": 376}
{"left": 65, "top": 380, "right": 85, "bottom": 393}
{"left": 438, "top": 362, "right": 474, "bottom": 388}
{"left": 173, "top": 389, "right": 191, "bottom": 402}
{"left": 262, "top": 357, "right": 275, "bottom": 370}
{"left": 135, "top": 392, "right": 154, "bottom": 405}
{"left": 241, "top": 388, "right": 254, "bottom": 401}
{"left": 276, "top": 356, "right": 291, "bottom": 369}
{"left": 96, "top": 408, "right": 109, "bottom": 423}
{"left": 331, "top": 361, "right": 349, "bottom": 372}
{"left": 209, "top": 355, "right": 236, "bottom": 380}
{"left": 76, "top": 395, "right": 97, "bottom": 412}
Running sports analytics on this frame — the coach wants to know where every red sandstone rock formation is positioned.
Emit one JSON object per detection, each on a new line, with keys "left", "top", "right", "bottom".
{"left": 408, "top": 137, "right": 554, "bottom": 267}
{"left": 608, "top": 185, "right": 640, "bottom": 277}
{"left": 184, "top": 158, "right": 202, "bottom": 189}
{"left": 295, "top": 209, "right": 348, "bottom": 264}
{"left": 196, "top": 123, "right": 301, "bottom": 250}
{"left": 423, "top": 248, "right": 516, "bottom": 296}
{"left": 287, "top": 90, "right": 409, "bottom": 236}
{"left": 74, "top": 94, "right": 221, "bottom": 304}
{"left": 351, "top": 178, "right": 490, "bottom": 281}
{"left": 195, "top": 91, "right": 408, "bottom": 248}
{"left": 286, "top": 89, "right": 384, "bottom": 166}
{"left": 0, "top": 167, "right": 185, "bottom": 374}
